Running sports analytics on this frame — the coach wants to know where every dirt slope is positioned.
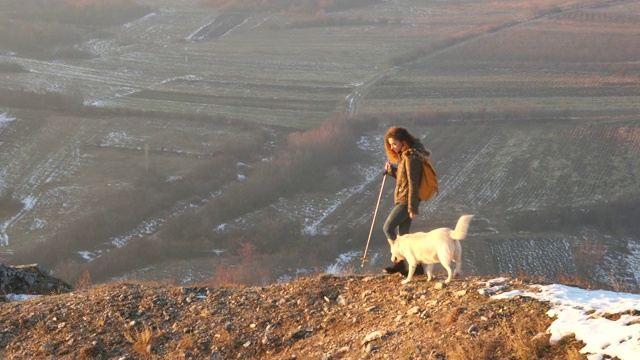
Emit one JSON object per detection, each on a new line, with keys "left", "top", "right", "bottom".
{"left": 0, "top": 273, "right": 585, "bottom": 359}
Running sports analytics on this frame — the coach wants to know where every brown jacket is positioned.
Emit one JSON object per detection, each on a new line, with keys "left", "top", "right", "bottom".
{"left": 388, "top": 141, "right": 431, "bottom": 214}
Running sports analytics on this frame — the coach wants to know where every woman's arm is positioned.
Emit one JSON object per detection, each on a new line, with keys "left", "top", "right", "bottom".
{"left": 385, "top": 162, "right": 398, "bottom": 178}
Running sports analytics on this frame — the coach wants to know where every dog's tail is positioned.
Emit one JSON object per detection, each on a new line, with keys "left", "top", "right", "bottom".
{"left": 450, "top": 214, "right": 474, "bottom": 241}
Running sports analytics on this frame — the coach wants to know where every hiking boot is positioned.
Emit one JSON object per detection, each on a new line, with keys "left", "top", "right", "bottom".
{"left": 383, "top": 261, "right": 405, "bottom": 275}
{"left": 383, "top": 261, "right": 425, "bottom": 277}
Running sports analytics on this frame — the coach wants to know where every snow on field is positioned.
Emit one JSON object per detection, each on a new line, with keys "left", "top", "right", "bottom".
{"left": 0, "top": 196, "right": 37, "bottom": 246}
{"left": 122, "top": 12, "right": 158, "bottom": 29}
{"left": 628, "top": 239, "right": 640, "bottom": 285}
{"left": 3, "top": 294, "right": 39, "bottom": 302}
{"left": 110, "top": 217, "right": 165, "bottom": 249}
{"left": 302, "top": 164, "right": 381, "bottom": 236}
{"left": 0, "top": 112, "right": 15, "bottom": 129}
{"left": 93, "top": 201, "right": 200, "bottom": 254}
{"left": 492, "top": 283, "right": 640, "bottom": 360}
{"left": 100, "top": 131, "right": 147, "bottom": 149}
{"left": 0, "top": 112, "right": 16, "bottom": 191}
{"left": 325, "top": 251, "right": 363, "bottom": 274}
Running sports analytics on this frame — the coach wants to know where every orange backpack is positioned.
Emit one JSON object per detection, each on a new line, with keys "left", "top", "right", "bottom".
{"left": 418, "top": 158, "right": 438, "bottom": 201}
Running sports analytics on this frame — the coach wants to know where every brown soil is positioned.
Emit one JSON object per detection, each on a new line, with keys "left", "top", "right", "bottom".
{"left": 0, "top": 273, "right": 587, "bottom": 359}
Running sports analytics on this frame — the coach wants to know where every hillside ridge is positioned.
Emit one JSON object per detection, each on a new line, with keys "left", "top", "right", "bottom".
{"left": 0, "top": 269, "right": 589, "bottom": 359}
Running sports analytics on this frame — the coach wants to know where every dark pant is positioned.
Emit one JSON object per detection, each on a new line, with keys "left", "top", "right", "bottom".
{"left": 383, "top": 204, "right": 412, "bottom": 240}
{"left": 383, "top": 204, "right": 424, "bottom": 275}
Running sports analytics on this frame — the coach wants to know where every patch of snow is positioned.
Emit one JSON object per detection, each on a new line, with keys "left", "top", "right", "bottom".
{"left": 111, "top": 218, "right": 163, "bottom": 249}
{"left": 159, "top": 74, "right": 202, "bottom": 85}
{"left": 100, "top": 131, "right": 147, "bottom": 149}
{"left": 29, "top": 218, "right": 47, "bottom": 231}
{"left": 0, "top": 112, "right": 16, "bottom": 133}
{"left": 0, "top": 195, "right": 38, "bottom": 246}
{"left": 219, "top": 18, "right": 249, "bottom": 39}
{"left": 325, "top": 251, "right": 361, "bottom": 275}
{"left": 302, "top": 164, "right": 382, "bottom": 236}
{"left": 277, "top": 267, "right": 312, "bottom": 283}
{"left": 250, "top": 16, "right": 272, "bottom": 30}
{"left": 3, "top": 294, "right": 39, "bottom": 302}
{"left": 99, "top": 198, "right": 201, "bottom": 254}
{"left": 122, "top": 12, "right": 158, "bottom": 29}
{"left": 78, "top": 251, "right": 96, "bottom": 261}
{"left": 627, "top": 239, "right": 640, "bottom": 285}
{"left": 357, "top": 134, "right": 383, "bottom": 153}
{"left": 494, "top": 283, "right": 640, "bottom": 360}
{"left": 186, "top": 19, "right": 217, "bottom": 42}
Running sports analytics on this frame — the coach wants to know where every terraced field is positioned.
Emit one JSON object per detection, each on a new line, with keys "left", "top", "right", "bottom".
{"left": 0, "top": 0, "right": 639, "bottom": 288}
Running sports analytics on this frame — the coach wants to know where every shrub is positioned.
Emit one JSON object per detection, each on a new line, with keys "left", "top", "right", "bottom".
{"left": 161, "top": 114, "right": 368, "bottom": 245}
{"left": 124, "top": 325, "right": 160, "bottom": 357}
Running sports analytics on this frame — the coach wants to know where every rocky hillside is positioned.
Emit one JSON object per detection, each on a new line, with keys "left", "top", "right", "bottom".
{"left": 0, "top": 263, "right": 71, "bottom": 301}
{"left": 0, "top": 266, "right": 588, "bottom": 360}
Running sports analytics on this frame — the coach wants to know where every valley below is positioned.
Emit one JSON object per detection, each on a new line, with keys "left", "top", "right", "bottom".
{"left": 0, "top": 0, "right": 639, "bottom": 291}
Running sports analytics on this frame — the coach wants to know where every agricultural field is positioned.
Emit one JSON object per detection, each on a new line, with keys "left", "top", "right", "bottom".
{"left": 0, "top": 0, "right": 639, "bottom": 289}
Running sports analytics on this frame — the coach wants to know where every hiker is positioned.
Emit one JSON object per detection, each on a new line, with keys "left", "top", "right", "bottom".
{"left": 382, "top": 126, "right": 430, "bottom": 275}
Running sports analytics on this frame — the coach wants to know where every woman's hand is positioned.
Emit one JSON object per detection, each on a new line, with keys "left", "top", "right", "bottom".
{"left": 384, "top": 162, "right": 392, "bottom": 174}
{"left": 409, "top": 212, "right": 417, "bottom": 219}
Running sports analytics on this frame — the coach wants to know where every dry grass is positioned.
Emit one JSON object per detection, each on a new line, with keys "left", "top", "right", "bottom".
{"left": 0, "top": 274, "right": 609, "bottom": 359}
{"left": 124, "top": 325, "right": 161, "bottom": 357}
{"left": 75, "top": 270, "right": 93, "bottom": 291}
{"left": 441, "top": 296, "right": 587, "bottom": 360}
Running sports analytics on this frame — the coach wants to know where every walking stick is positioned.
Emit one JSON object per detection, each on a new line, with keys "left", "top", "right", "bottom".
{"left": 361, "top": 171, "right": 387, "bottom": 267}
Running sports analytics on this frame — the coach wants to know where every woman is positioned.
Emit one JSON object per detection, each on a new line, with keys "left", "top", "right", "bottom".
{"left": 382, "top": 126, "right": 431, "bottom": 274}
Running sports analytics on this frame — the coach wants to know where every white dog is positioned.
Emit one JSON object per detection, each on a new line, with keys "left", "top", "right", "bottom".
{"left": 388, "top": 215, "right": 474, "bottom": 284}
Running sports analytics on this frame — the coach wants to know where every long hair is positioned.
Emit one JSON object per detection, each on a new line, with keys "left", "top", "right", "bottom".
{"left": 384, "top": 126, "right": 417, "bottom": 162}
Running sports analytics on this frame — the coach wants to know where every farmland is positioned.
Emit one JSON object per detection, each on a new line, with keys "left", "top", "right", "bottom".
{"left": 0, "top": 0, "right": 639, "bottom": 289}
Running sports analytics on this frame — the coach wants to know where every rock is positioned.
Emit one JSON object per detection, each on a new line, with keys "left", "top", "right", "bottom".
{"left": 336, "top": 295, "right": 347, "bottom": 306}
{"left": 532, "top": 332, "right": 548, "bottom": 343}
{"left": 407, "top": 306, "right": 421, "bottom": 315}
{"left": 362, "top": 330, "right": 388, "bottom": 345}
{"left": 0, "top": 264, "right": 71, "bottom": 298}
{"left": 455, "top": 290, "right": 467, "bottom": 297}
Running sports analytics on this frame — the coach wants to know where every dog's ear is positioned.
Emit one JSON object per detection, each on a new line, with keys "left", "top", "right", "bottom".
{"left": 387, "top": 238, "right": 394, "bottom": 247}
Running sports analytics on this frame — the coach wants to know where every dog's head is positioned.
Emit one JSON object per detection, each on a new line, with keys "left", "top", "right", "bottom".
{"left": 387, "top": 238, "right": 405, "bottom": 263}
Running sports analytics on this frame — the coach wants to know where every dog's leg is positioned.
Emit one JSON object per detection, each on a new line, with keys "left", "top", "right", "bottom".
{"left": 402, "top": 263, "right": 417, "bottom": 284}
{"left": 453, "top": 261, "right": 463, "bottom": 278}
{"left": 442, "top": 261, "right": 453, "bottom": 283}
{"left": 425, "top": 263, "right": 435, "bottom": 281}
{"left": 453, "top": 254, "right": 463, "bottom": 278}
{"left": 453, "top": 241, "right": 463, "bottom": 278}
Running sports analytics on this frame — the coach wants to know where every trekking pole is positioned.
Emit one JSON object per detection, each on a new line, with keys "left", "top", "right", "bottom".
{"left": 361, "top": 171, "right": 387, "bottom": 267}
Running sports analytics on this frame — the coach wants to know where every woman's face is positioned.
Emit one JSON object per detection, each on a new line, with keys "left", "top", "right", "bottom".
{"left": 388, "top": 137, "right": 404, "bottom": 154}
